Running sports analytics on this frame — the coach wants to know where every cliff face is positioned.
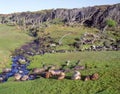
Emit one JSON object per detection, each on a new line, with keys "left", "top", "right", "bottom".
{"left": 0, "top": 3, "right": 120, "bottom": 28}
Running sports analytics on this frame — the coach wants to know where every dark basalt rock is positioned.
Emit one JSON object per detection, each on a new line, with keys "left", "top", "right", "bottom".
{"left": 0, "top": 3, "right": 120, "bottom": 28}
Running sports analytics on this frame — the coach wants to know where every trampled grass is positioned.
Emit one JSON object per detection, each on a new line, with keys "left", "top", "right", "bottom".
{"left": 0, "top": 51, "right": 120, "bottom": 94}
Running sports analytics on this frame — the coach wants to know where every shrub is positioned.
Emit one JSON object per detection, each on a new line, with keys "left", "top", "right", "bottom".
{"left": 106, "top": 19, "right": 117, "bottom": 27}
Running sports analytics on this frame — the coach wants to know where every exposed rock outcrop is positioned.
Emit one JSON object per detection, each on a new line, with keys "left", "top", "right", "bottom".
{"left": 0, "top": 3, "right": 120, "bottom": 28}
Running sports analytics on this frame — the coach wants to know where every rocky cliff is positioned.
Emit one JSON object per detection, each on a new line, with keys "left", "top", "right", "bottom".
{"left": 0, "top": 3, "right": 120, "bottom": 28}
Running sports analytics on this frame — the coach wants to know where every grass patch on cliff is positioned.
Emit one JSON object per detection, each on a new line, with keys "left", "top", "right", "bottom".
{"left": 0, "top": 24, "right": 32, "bottom": 68}
{"left": 0, "top": 51, "right": 120, "bottom": 94}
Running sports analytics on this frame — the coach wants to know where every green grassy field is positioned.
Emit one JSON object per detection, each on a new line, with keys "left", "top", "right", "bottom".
{"left": 0, "top": 51, "right": 120, "bottom": 94}
{"left": 0, "top": 24, "right": 32, "bottom": 68}
{"left": 0, "top": 24, "right": 120, "bottom": 94}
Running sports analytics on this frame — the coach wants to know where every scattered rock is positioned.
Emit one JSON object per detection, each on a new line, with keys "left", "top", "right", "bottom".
{"left": 84, "top": 75, "right": 91, "bottom": 81}
{"left": 71, "top": 71, "right": 81, "bottom": 80}
{"left": 58, "top": 72, "right": 65, "bottom": 80}
{"left": 21, "top": 75, "right": 29, "bottom": 81}
{"left": 91, "top": 73, "right": 99, "bottom": 80}
{"left": 2, "top": 68, "right": 11, "bottom": 73}
{"left": 14, "top": 73, "right": 22, "bottom": 81}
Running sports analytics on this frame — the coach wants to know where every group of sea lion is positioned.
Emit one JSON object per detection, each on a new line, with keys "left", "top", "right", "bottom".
{"left": 31, "top": 68, "right": 99, "bottom": 81}
{"left": 0, "top": 67, "right": 99, "bottom": 82}
{"left": 72, "top": 71, "right": 99, "bottom": 81}
{"left": 0, "top": 59, "right": 99, "bottom": 82}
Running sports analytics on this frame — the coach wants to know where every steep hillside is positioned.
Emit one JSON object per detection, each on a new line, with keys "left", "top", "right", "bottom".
{"left": 0, "top": 3, "right": 120, "bottom": 29}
